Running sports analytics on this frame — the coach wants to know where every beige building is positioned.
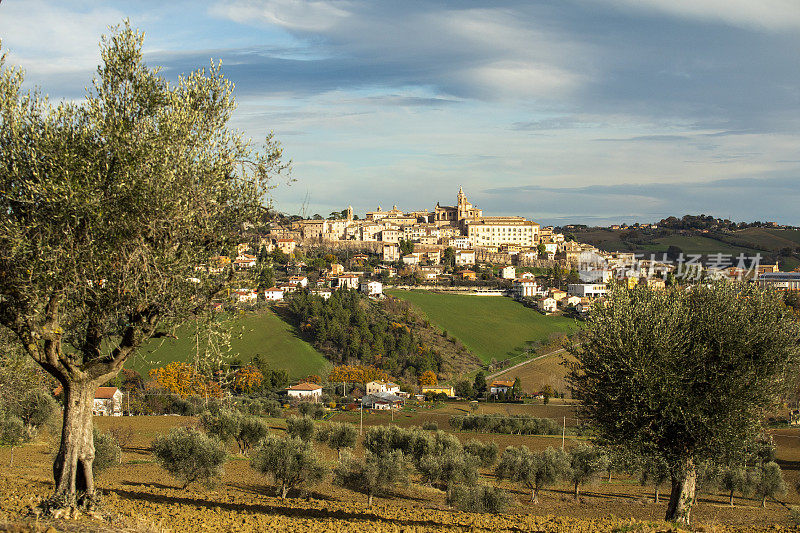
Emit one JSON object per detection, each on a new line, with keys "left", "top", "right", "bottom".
{"left": 466, "top": 218, "right": 539, "bottom": 248}
{"left": 434, "top": 187, "right": 483, "bottom": 228}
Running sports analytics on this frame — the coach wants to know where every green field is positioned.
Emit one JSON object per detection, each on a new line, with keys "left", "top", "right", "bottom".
{"left": 387, "top": 290, "right": 579, "bottom": 364}
{"left": 126, "top": 308, "right": 330, "bottom": 379}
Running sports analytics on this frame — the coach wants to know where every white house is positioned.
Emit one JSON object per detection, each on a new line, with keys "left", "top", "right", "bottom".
{"left": 366, "top": 380, "right": 401, "bottom": 395}
{"left": 233, "top": 288, "right": 258, "bottom": 303}
{"left": 338, "top": 274, "right": 360, "bottom": 290}
{"left": 578, "top": 269, "right": 612, "bottom": 283}
{"left": 563, "top": 295, "right": 582, "bottom": 307}
{"left": 402, "top": 253, "right": 421, "bottom": 266}
{"left": 454, "top": 249, "right": 476, "bottom": 266}
{"left": 513, "top": 278, "right": 539, "bottom": 298}
{"left": 93, "top": 387, "right": 123, "bottom": 416}
{"left": 310, "top": 288, "right": 333, "bottom": 300}
{"left": 568, "top": 283, "right": 608, "bottom": 298}
{"left": 538, "top": 297, "right": 557, "bottom": 314}
{"left": 383, "top": 244, "right": 400, "bottom": 262}
{"left": 501, "top": 266, "right": 516, "bottom": 279}
{"left": 447, "top": 236, "right": 472, "bottom": 249}
{"left": 287, "top": 383, "right": 323, "bottom": 402}
{"left": 233, "top": 254, "right": 257, "bottom": 269}
{"left": 263, "top": 287, "right": 284, "bottom": 301}
{"left": 288, "top": 275, "right": 309, "bottom": 288}
{"left": 360, "top": 281, "right": 383, "bottom": 297}
{"left": 489, "top": 380, "right": 514, "bottom": 397}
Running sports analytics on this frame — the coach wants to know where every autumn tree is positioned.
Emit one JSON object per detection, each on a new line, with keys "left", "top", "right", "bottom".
{"left": 0, "top": 24, "right": 289, "bottom": 510}
{"left": 150, "top": 362, "right": 223, "bottom": 399}
{"left": 418, "top": 370, "right": 437, "bottom": 387}
{"left": 568, "top": 282, "right": 799, "bottom": 525}
{"left": 232, "top": 365, "right": 264, "bottom": 394}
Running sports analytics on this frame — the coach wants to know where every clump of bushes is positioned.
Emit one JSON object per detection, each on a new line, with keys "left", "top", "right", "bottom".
{"left": 151, "top": 427, "right": 226, "bottom": 487}
{"left": 92, "top": 428, "right": 121, "bottom": 474}
{"left": 450, "top": 414, "right": 559, "bottom": 435}
{"left": 422, "top": 422, "right": 438, "bottom": 431}
{"left": 447, "top": 483, "right": 511, "bottom": 513}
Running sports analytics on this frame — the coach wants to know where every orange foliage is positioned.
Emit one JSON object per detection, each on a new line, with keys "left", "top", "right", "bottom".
{"left": 418, "top": 370, "right": 437, "bottom": 387}
{"left": 328, "top": 365, "right": 389, "bottom": 385}
{"left": 149, "top": 362, "right": 223, "bottom": 399}
{"left": 233, "top": 365, "right": 263, "bottom": 393}
{"left": 306, "top": 374, "right": 322, "bottom": 384}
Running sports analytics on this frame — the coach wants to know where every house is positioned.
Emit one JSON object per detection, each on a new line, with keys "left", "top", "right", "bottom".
{"left": 287, "top": 382, "right": 323, "bottom": 402}
{"left": 420, "top": 265, "right": 444, "bottom": 280}
{"left": 375, "top": 265, "right": 397, "bottom": 278}
{"left": 362, "top": 391, "right": 405, "bottom": 410}
{"left": 310, "top": 287, "right": 333, "bottom": 300}
{"left": 233, "top": 288, "right": 258, "bottom": 303}
{"left": 563, "top": 295, "right": 582, "bottom": 307}
{"left": 454, "top": 249, "right": 476, "bottom": 266}
{"left": 402, "top": 253, "right": 421, "bottom": 266}
{"left": 275, "top": 238, "right": 297, "bottom": 255}
{"left": 568, "top": 283, "right": 608, "bottom": 298}
{"left": 360, "top": 281, "right": 383, "bottom": 297}
{"left": 93, "top": 387, "right": 123, "bottom": 416}
{"left": 457, "top": 269, "right": 477, "bottom": 281}
{"left": 288, "top": 275, "right": 309, "bottom": 288}
{"left": 757, "top": 272, "right": 800, "bottom": 291}
{"left": 338, "top": 274, "right": 360, "bottom": 290}
{"left": 263, "top": 287, "right": 284, "bottom": 301}
{"left": 383, "top": 244, "right": 400, "bottom": 262}
{"left": 538, "top": 297, "right": 557, "bottom": 314}
{"left": 513, "top": 278, "right": 538, "bottom": 298}
{"left": 366, "top": 380, "right": 401, "bottom": 395}
{"left": 548, "top": 288, "right": 567, "bottom": 301}
{"left": 501, "top": 266, "right": 516, "bottom": 279}
{"left": 421, "top": 385, "right": 455, "bottom": 398}
{"left": 330, "top": 263, "right": 345, "bottom": 275}
{"left": 233, "top": 254, "right": 257, "bottom": 269}
{"left": 489, "top": 380, "right": 514, "bottom": 397}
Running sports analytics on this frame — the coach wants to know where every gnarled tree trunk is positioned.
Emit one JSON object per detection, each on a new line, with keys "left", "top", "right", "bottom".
{"left": 665, "top": 459, "right": 696, "bottom": 526}
{"left": 51, "top": 379, "right": 98, "bottom": 509}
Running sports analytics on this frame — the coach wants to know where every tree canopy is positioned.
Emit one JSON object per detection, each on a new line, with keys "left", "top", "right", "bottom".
{"left": 568, "top": 282, "right": 799, "bottom": 524}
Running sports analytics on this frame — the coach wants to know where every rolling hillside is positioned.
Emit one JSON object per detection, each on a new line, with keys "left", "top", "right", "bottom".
{"left": 386, "top": 290, "right": 579, "bottom": 365}
{"left": 126, "top": 308, "right": 330, "bottom": 379}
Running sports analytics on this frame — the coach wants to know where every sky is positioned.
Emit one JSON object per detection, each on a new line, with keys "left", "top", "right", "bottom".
{"left": 1, "top": 0, "right": 799, "bottom": 226}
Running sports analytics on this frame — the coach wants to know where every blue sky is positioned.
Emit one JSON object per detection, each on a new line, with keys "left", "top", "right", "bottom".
{"left": 1, "top": 0, "right": 799, "bottom": 225}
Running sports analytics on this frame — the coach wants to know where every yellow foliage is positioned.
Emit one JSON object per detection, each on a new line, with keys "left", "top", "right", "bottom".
{"left": 149, "top": 362, "right": 223, "bottom": 399}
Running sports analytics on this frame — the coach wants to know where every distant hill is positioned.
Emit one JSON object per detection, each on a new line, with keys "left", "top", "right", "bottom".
{"left": 126, "top": 308, "right": 331, "bottom": 380}
{"left": 572, "top": 226, "right": 800, "bottom": 271}
{"left": 386, "top": 290, "right": 579, "bottom": 366}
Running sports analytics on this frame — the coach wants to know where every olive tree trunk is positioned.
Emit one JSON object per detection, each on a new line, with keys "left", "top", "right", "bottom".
{"left": 664, "top": 460, "right": 696, "bottom": 526}
{"left": 52, "top": 380, "right": 98, "bottom": 509}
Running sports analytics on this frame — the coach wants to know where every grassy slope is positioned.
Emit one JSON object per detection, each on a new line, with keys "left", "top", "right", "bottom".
{"left": 126, "top": 308, "right": 330, "bottom": 379}
{"left": 638, "top": 234, "right": 760, "bottom": 255}
{"left": 387, "top": 290, "right": 578, "bottom": 365}
{"left": 491, "top": 350, "right": 576, "bottom": 396}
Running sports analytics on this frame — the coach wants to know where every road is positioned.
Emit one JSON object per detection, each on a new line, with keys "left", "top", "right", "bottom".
{"left": 486, "top": 347, "right": 568, "bottom": 379}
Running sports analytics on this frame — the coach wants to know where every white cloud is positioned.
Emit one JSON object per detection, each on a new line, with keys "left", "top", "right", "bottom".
{"left": 209, "top": 0, "right": 352, "bottom": 32}
{"left": 596, "top": 0, "right": 800, "bottom": 31}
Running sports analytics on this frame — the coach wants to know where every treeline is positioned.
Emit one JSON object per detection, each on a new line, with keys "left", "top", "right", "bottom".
{"left": 450, "top": 414, "right": 560, "bottom": 435}
{"left": 289, "top": 289, "right": 443, "bottom": 378}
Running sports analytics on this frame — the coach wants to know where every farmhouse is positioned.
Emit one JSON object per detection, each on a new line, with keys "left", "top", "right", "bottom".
{"left": 366, "top": 380, "right": 401, "bottom": 395}
{"left": 361, "top": 391, "right": 405, "bottom": 410}
{"left": 421, "top": 385, "right": 455, "bottom": 398}
{"left": 489, "top": 380, "right": 514, "bottom": 397}
{"left": 360, "top": 281, "right": 383, "bottom": 297}
{"left": 263, "top": 287, "right": 284, "bottom": 301}
{"left": 93, "top": 387, "right": 123, "bottom": 416}
{"left": 286, "top": 383, "right": 323, "bottom": 402}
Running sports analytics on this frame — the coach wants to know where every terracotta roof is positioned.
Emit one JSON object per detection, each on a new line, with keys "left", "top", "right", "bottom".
{"left": 288, "top": 382, "right": 322, "bottom": 391}
{"left": 264, "top": 287, "right": 283, "bottom": 292}
{"left": 95, "top": 387, "right": 120, "bottom": 399}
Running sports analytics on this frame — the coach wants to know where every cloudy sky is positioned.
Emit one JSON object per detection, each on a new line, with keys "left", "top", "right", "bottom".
{"left": 1, "top": 0, "right": 799, "bottom": 225}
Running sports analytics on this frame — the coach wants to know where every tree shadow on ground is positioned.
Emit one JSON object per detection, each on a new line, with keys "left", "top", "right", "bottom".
{"left": 108, "top": 487, "right": 536, "bottom": 531}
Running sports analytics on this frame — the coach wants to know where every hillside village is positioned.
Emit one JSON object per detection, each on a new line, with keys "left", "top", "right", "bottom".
{"left": 207, "top": 187, "right": 798, "bottom": 317}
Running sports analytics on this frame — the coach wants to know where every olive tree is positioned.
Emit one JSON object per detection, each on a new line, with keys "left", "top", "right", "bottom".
{"left": 251, "top": 435, "right": 326, "bottom": 499}
{"left": 0, "top": 23, "right": 288, "bottom": 510}
{"left": 495, "top": 445, "right": 569, "bottom": 503}
{"left": 568, "top": 282, "right": 799, "bottom": 525}
{"left": 333, "top": 449, "right": 409, "bottom": 506}
{"left": 315, "top": 422, "right": 358, "bottom": 459}
{"left": 567, "top": 444, "right": 607, "bottom": 500}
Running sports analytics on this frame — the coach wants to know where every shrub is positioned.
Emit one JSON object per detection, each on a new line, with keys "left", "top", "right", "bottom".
{"left": 463, "top": 439, "right": 499, "bottom": 468}
{"left": 450, "top": 414, "right": 559, "bottom": 435}
{"left": 0, "top": 416, "right": 28, "bottom": 466}
{"left": 286, "top": 415, "right": 315, "bottom": 441}
{"left": 251, "top": 434, "right": 326, "bottom": 499}
{"left": 333, "top": 449, "right": 409, "bottom": 506}
{"left": 93, "top": 427, "right": 121, "bottom": 474}
{"left": 422, "top": 422, "right": 438, "bottom": 431}
{"left": 151, "top": 427, "right": 226, "bottom": 487}
{"left": 315, "top": 422, "right": 358, "bottom": 459}
{"left": 446, "top": 483, "right": 511, "bottom": 513}
{"left": 298, "top": 402, "right": 325, "bottom": 419}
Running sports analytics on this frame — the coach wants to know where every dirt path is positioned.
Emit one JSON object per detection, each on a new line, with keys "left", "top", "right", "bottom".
{"left": 487, "top": 347, "right": 567, "bottom": 380}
